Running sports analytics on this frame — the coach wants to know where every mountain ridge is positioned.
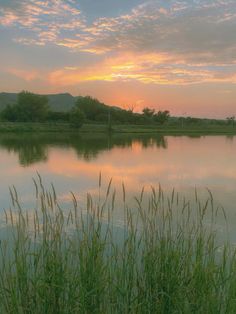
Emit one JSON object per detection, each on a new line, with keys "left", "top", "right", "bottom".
{"left": 0, "top": 92, "right": 122, "bottom": 113}
{"left": 0, "top": 92, "right": 76, "bottom": 112}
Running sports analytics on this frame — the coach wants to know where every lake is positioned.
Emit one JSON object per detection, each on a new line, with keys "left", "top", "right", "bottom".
{"left": 0, "top": 133, "right": 235, "bottom": 240}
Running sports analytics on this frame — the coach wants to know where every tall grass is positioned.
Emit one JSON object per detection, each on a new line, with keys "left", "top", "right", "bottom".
{"left": 0, "top": 177, "right": 236, "bottom": 313}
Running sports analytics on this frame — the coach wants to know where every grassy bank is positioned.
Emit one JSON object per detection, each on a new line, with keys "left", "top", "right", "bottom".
{"left": 0, "top": 121, "right": 235, "bottom": 135}
{"left": 0, "top": 178, "right": 236, "bottom": 313}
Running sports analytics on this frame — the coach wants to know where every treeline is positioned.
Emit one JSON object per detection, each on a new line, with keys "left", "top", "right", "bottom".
{"left": 0, "top": 91, "right": 84, "bottom": 128}
{"left": 0, "top": 91, "right": 170, "bottom": 127}
{"left": 0, "top": 91, "right": 233, "bottom": 128}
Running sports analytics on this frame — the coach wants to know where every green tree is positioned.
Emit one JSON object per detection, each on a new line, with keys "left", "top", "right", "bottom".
{"left": 17, "top": 91, "right": 49, "bottom": 122}
{"left": 76, "top": 96, "right": 108, "bottom": 120}
{"left": 70, "top": 107, "right": 85, "bottom": 128}
{"left": 154, "top": 110, "right": 170, "bottom": 124}
{"left": 1, "top": 104, "right": 19, "bottom": 122}
{"left": 142, "top": 107, "right": 155, "bottom": 118}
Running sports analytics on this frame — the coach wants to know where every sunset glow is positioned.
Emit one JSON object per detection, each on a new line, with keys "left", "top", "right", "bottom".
{"left": 1, "top": 0, "right": 236, "bottom": 117}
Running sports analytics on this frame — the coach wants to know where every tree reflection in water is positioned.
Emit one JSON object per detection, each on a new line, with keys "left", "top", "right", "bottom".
{"left": 0, "top": 133, "right": 168, "bottom": 166}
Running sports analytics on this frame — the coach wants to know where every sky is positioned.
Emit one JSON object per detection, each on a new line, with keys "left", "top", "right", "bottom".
{"left": 0, "top": 0, "right": 236, "bottom": 118}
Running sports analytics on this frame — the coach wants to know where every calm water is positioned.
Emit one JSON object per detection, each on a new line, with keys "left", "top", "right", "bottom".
{"left": 0, "top": 133, "right": 235, "bottom": 239}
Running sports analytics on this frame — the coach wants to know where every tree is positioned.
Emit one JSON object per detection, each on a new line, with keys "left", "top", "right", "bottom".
{"left": 76, "top": 96, "right": 108, "bottom": 120}
{"left": 1, "top": 104, "right": 19, "bottom": 122}
{"left": 226, "top": 116, "right": 235, "bottom": 127}
{"left": 154, "top": 110, "right": 170, "bottom": 124}
{"left": 17, "top": 91, "right": 49, "bottom": 122}
{"left": 142, "top": 107, "right": 155, "bottom": 118}
{"left": 70, "top": 107, "right": 85, "bottom": 128}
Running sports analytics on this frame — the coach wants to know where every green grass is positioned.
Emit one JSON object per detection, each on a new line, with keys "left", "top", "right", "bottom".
{"left": 0, "top": 177, "right": 236, "bottom": 313}
{"left": 0, "top": 121, "right": 235, "bottom": 135}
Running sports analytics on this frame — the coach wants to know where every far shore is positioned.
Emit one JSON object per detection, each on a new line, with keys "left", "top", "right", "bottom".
{"left": 0, "top": 121, "right": 235, "bottom": 135}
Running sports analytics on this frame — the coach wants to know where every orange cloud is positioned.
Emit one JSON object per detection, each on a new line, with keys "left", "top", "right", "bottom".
{"left": 48, "top": 52, "right": 169, "bottom": 85}
{"left": 48, "top": 52, "right": 236, "bottom": 86}
{"left": 0, "top": 11, "right": 19, "bottom": 26}
{"left": 7, "top": 68, "right": 41, "bottom": 81}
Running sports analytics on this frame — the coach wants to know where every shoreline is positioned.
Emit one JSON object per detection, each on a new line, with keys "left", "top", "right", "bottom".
{"left": 0, "top": 122, "right": 235, "bottom": 135}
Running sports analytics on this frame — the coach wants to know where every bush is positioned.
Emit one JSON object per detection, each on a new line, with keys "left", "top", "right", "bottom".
{"left": 70, "top": 107, "right": 85, "bottom": 128}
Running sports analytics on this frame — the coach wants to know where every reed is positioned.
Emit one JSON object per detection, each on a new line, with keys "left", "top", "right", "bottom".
{"left": 0, "top": 176, "right": 235, "bottom": 313}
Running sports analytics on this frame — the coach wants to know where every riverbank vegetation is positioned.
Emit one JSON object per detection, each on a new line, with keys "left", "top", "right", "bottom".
{"left": 0, "top": 121, "right": 235, "bottom": 135}
{"left": 0, "top": 178, "right": 236, "bottom": 312}
{"left": 0, "top": 91, "right": 235, "bottom": 134}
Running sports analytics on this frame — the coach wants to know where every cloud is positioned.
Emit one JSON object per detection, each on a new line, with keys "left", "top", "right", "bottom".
{"left": 1, "top": 0, "right": 236, "bottom": 85}
{"left": 6, "top": 68, "right": 42, "bottom": 81}
{"left": 80, "top": 0, "right": 236, "bottom": 65}
{"left": 0, "top": 0, "right": 85, "bottom": 44}
{"left": 48, "top": 52, "right": 236, "bottom": 86}
{"left": 2, "top": 0, "right": 236, "bottom": 64}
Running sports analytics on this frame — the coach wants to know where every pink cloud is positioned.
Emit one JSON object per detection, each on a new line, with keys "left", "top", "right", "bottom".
{"left": 7, "top": 68, "right": 42, "bottom": 81}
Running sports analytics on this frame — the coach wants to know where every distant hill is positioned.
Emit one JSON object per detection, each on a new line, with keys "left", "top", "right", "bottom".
{"left": 0, "top": 92, "right": 76, "bottom": 112}
{"left": 0, "top": 93, "right": 18, "bottom": 109}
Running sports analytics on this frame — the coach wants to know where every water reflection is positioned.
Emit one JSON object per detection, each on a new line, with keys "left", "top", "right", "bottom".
{"left": 0, "top": 133, "right": 235, "bottom": 241}
{"left": 0, "top": 133, "right": 168, "bottom": 166}
{"left": 0, "top": 135, "right": 48, "bottom": 166}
